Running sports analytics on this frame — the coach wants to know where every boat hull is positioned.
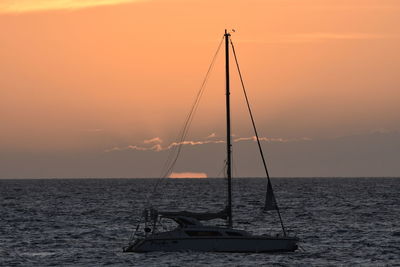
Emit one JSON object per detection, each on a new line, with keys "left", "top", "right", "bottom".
{"left": 124, "top": 236, "right": 298, "bottom": 253}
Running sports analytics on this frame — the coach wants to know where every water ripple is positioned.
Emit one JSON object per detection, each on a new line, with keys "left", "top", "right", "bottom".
{"left": 0, "top": 178, "right": 399, "bottom": 266}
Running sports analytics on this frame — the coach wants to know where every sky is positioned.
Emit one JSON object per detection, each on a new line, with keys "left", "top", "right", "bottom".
{"left": 1, "top": 0, "right": 399, "bottom": 178}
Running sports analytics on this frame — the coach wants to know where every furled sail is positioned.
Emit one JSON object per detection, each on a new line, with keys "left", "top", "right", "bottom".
{"left": 159, "top": 208, "right": 228, "bottom": 221}
{"left": 264, "top": 180, "right": 278, "bottom": 211}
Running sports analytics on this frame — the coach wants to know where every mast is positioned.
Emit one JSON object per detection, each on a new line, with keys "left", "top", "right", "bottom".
{"left": 224, "top": 29, "right": 233, "bottom": 228}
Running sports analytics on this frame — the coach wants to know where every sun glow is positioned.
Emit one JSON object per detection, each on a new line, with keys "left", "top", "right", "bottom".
{"left": 0, "top": 0, "right": 142, "bottom": 13}
{"left": 169, "top": 172, "right": 208, "bottom": 179}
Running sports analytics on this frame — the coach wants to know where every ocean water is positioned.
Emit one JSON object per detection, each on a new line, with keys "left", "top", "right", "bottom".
{"left": 1, "top": 178, "right": 399, "bottom": 266}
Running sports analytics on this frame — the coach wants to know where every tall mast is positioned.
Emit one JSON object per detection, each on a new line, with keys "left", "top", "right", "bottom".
{"left": 224, "top": 29, "right": 233, "bottom": 228}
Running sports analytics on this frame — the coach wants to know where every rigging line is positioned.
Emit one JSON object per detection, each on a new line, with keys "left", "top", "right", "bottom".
{"left": 159, "top": 67, "right": 207, "bottom": 176}
{"left": 165, "top": 36, "right": 224, "bottom": 172}
{"left": 160, "top": 36, "right": 224, "bottom": 178}
{"left": 229, "top": 38, "right": 287, "bottom": 236}
{"left": 143, "top": 36, "right": 224, "bottom": 206}
{"left": 230, "top": 148, "right": 237, "bottom": 179}
{"left": 216, "top": 161, "right": 227, "bottom": 178}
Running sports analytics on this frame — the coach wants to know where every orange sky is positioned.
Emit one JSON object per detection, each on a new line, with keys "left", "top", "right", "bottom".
{"left": 1, "top": 0, "right": 400, "bottom": 177}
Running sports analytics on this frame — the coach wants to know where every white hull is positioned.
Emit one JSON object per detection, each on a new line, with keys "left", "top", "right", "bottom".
{"left": 125, "top": 236, "right": 298, "bottom": 253}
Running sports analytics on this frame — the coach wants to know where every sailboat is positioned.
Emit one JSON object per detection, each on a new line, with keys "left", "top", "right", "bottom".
{"left": 123, "top": 30, "right": 299, "bottom": 253}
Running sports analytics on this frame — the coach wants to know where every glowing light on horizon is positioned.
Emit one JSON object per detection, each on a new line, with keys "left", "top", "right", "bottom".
{"left": 169, "top": 172, "right": 207, "bottom": 179}
{"left": 0, "top": 0, "right": 143, "bottom": 13}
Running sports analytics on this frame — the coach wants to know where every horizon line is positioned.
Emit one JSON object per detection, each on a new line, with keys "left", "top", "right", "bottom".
{"left": 1, "top": 176, "right": 399, "bottom": 180}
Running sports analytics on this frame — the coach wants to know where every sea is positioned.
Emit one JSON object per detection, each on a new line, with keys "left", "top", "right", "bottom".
{"left": 1, "top": 178, "right": 399, "bottom": 266}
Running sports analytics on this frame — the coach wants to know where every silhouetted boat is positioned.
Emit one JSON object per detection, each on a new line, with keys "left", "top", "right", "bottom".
{"left": 124, "top": 30, "right": 299, "bottom": 253}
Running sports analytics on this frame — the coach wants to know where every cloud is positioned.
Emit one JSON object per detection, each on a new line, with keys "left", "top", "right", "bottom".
{"left": 233, "top": 136, "right": 311, "bottom": 143}
{"left": 169, "top": 172, "right": 207, "bottom": 178}
{"left": 3, "top": 131, "right": 400, "bottom": 178}
{"left": 369, "top": 128, "right": 393, "bottom": 134}
{"left": 206, "top": 133, "right": 217, "bottom": 138}
{"left": 0, "top": 0, "right": 143, "bottom": 13}
{"left": 310, "top": 4, "right": 400, "bottom": 10}
{"left": 233, "top": 136, "right": 255, "bottom": 142}
{"left": 144, "top": 137, "right": 163, "bottom": 144}
{"left": 104, "top": 135, "right": 311, "bottom": 152}
{"left": 104, "top": 140, "right": 224, "bottom": 152}
{"left": 167, "top": 140, "right": 225, "bottom": 150}
{"left": 150, "top": 144, "right": 163, "bottom": 151}
{"left": 104, "top": 145, "right": 147, "bottom": 152}
{"left": 104, "top": 143, "right": 163, "bottom": 152}
{"left": 286, "top": 33, "right": 396, "bottom": 42}
{"left": 241, "top": 33, "right": 398, "bottom": 44}
{"left": 5, "top": 0, "right": 396, "bottom": 14}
